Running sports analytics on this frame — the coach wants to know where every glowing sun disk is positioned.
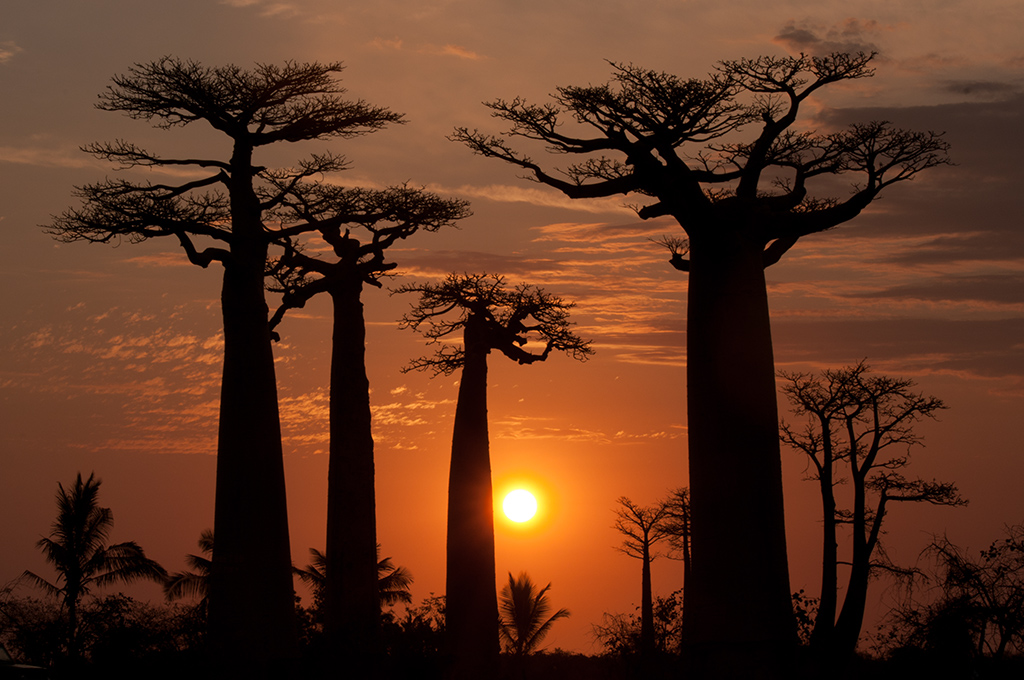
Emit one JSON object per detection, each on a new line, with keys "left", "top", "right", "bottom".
{"left": 502, "top": 489, "right": 538, "bottom": 522}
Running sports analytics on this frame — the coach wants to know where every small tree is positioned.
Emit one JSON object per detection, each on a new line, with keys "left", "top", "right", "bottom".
{"left": 292, "top": 544, "right": 414, "bottom": 617}
{"left": 779, "top": 362, "right": 966, "bottom": 659}
{"left": 887, "top": 525, "right": 1024, "bottom": 661}
{"left": 164, "top": 529, "right": 214, "bottom": 606}
{"left": 22, "top": 473, "right": 167, "bottom": 663}
{"left": 498, "top": 572, "right": 570, "bottom": 658}
{"left": 46, "top": 58, "right": 404, "bottom": 668}
{"left": 592, "top": 589, "right": 684, "bottom": 657}
{"left": 662, "top": 487, "right": 692, "bottom": 647}
{"left": 612, "top": 496, "right": 671, "bottom": 658}
{"left": 397, "top": 273, "right": 592, "bottom": 679}
{"left": 453, "top": 54, "right": 951, "bottom": 665}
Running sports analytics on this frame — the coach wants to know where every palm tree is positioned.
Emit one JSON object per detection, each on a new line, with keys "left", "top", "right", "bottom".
{"left": 498, "top": 572, "right": 570, "bottom": 658}
{"left": 293, "top": 545, "right": 413, "bottom": 612}
{"left": 22, "top": 472, "right": 167, "bottom": 661}
{"left": 164, "top": 529, "right": 214, "bottom": 605}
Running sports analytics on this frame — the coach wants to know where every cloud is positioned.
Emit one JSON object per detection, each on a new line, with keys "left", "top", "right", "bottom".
{"left": 940, "top": 80, "right": 1022, "bottom": 100}
{"left": 0, "top": 145, "right": 99, "bottom": 170}
{"left": 774, "top": 317, "right": 1024, "bottom": 380}
{"left": 446, "top": 183, "right": 632, "bottom": 214}
{"left": 370, "top": 37, "right": 404, "bottom": 51}
{"left": 846, "top": 274, "right": 1024, "bottom": 306}
{"left": 774, "top": 18, "right": 884, "bottom": 57}
{"left": 421, "top": 44, "right": 486, "bottom": 60}
{"left": 0, "top": 41, "right": 22, "bottom": 64}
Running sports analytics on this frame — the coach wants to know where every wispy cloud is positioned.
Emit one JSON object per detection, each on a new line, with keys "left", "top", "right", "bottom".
{"left": 445, "top": 183, "right": 633, "bottom": 214}
{"left": 0, "top": 41, "right": 22, "bottom": 64}
{"left": 422, "top": 44, "right": 486, "bottom": 60}
{"left": 773, "top": 18, "right": 886, "bottom": 57}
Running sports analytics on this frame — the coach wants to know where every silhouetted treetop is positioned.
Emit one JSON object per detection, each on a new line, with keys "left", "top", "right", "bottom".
{"left": 47, "top": 57, "right": 405, "bottom": 267}
{"left": 453, "top": 52, "right": 950, "bottom": 267}
{"left": 267, "top": 184, "right": 470, "bottom": 331}
{"left": 396, "top": 273, "right": 594, "bottom": 376}
{"left": 96, "top": 58, "right": 402, "bottom": 141}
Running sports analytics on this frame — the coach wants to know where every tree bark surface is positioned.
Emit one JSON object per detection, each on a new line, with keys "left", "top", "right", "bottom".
{"left": 445, "top": 317, "right": 499, "bottom": 679}
{"left": 683, "top": 228, "right": 796, "bottom": 677}
{"left": 324, "top": 278, "right": 380, "bottom": 669}
{"left": 208, "top": 241, "right": 299, "bottom": 670}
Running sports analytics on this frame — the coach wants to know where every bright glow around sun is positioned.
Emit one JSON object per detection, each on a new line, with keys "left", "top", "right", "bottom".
{"left": 502, "top": 489, "right": 538, "bottom": 522}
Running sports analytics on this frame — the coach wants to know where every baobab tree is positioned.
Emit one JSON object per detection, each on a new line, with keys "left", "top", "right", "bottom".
{"left": 397, "top": 273, "right": 592, "bottom": 679}
{"left": 452, "top": 52, "right": 951, "bottom": 671}
{"left": 663, "top": 487, "right": 693, "bottom": 646}
{"left": 46, "top": 58, "right": 403, "bottom": 670}
{"left": 779, "top": 363, "right": 965, "bottom": 660}
{"left": 613, "top": 496, "right": 671, "bottom": 658}
{"left": 268, "top": 184, "right": 468, "bottom": 667}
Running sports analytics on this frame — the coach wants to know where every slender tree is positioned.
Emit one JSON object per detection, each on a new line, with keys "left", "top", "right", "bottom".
{"left": 22, "top": 473, "right": 167, "bottom": 662}
{"left": 397, "top": 273, "right": 592, "bottom": 679}
{"left": 663, "top": 487, "right": 693, "bottom": 647}
{"left": 45, "top": 58, "right": 403, "bottom": 669}
{"left": 498, "top": 572, "right": 570, "bottom": 658}
{"left": 452, "top": 53, "right": 951, "bottom": 671}
{"left": 267, "top": 186, "right": 468, "bottom": 666}
{"left": 613, "top": 496, "right": 671, "bottom": 658}
{"left": 779, "top": 362, "right": 966, "bottom": 659}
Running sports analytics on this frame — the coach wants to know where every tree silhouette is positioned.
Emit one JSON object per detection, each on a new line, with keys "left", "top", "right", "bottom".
{"left": 267, "top": 186, "right": 467, "bottom": 665}
{"left": 498, "top": 571, "right": 570, "bottom": 659}
{"left": 397, "top": 273, "right": 592, "bottom": 679}
{"left": 453, "top": 53, "right": 951, "bottom": 668}
{"left": 163, "top": 529, "right": 213, "bottom": 606}
{"left": 292, "top": 544, "right": 414, "bottom": 614}
{"left": 663, "top": 487, "right": 692, "bottom": 648}
{"left": 779, "top": 362, "right": 966, "bottom": 660}
{"left": 22, "top": 473, "right": 167, "bottom": 663}
{"left": 46, "top": 58, "right": 403, "bottom": 669}
{"left": 612, "top": 496, "right": 671, "bottom": 659}
{"left": 889, "top": 525, "right": 1024, "bottom": 660}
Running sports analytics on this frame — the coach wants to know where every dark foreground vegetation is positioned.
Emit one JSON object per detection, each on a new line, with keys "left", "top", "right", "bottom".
{"left": 4, "top": 583, "right": 1024, "bottom": 680}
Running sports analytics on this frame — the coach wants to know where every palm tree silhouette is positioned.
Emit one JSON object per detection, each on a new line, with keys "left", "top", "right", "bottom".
{"left": 164, "top": 529, "right": 214, "bottom": 605}
{"left": 293, "top": 545, "right": 413, "bottom": 610}
{"left": 498, "top": 572, "right": 570, "bottom": 658}
{"left": 22, "top": 472, "right": 167, "bottom": 662}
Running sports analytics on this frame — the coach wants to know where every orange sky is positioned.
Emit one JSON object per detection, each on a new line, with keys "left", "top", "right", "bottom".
{"left": 2, "top": 0, "right": 1024, "bottom": 653}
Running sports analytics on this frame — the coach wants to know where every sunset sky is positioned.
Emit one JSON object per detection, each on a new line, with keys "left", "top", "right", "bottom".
{"left": 2, "top": 0, "right": 1023, "bottom": 653}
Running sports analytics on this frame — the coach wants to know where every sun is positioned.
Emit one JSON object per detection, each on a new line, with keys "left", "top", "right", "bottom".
{"left": 502, "top": 489, "right": 538, "bottom": 523}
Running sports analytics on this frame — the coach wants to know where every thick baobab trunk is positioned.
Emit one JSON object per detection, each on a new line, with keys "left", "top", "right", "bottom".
{"left": 683, "top": 229, "right": 796, "bottom": 676}
{"left": 208, "top": 239, "right": 299, "bottom": 669}
{"left": 324, "top": 278, "right": 380, "bottom": 668}
{"left": 446, "top": 318, "right": 499, "bottom": 679}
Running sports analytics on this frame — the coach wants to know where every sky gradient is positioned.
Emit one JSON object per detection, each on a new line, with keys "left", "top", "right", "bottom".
{"left": 2, "top": 0, "right": 1023, "bottom": 653}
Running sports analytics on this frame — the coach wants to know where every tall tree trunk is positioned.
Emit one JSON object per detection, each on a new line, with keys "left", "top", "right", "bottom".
{"left": 446, "top": 318, "right": 499, "bottom": 679}
{"left": 324, "top": 278, "right": 380, "bottom": 670}
{"left": 810, "top": 465, "right": 839, "bottom": 652}
{"left": 208, "top": 151, "right": 298, "bottom": 672}
{"left": 832, "top": 485, "right": 881, "bottom": 658}
{"left": 681, "top": 523, "right": 692, "bottom": 650}
{"left": 683, "top": 229, "right": 796, "bottom": 676}
{"left": 641, "top": 542, "right": 655, "bottom": 657}
{"left": 208, "top": 241, "right": 299, "bottom": 670}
